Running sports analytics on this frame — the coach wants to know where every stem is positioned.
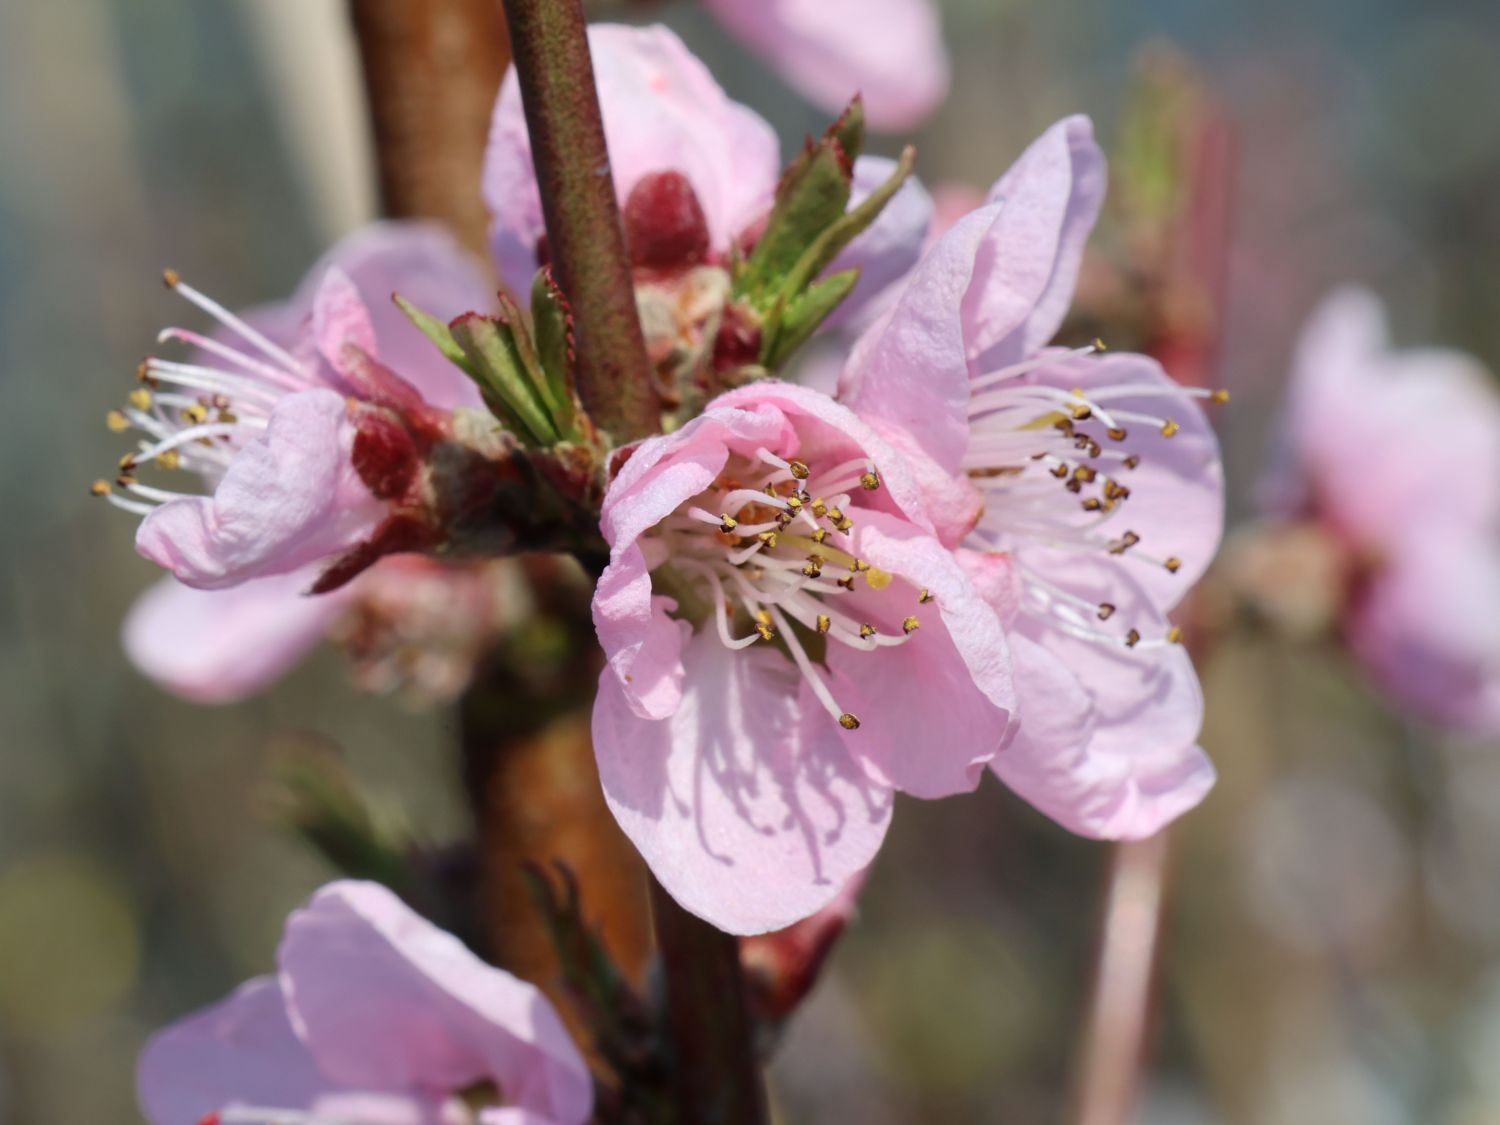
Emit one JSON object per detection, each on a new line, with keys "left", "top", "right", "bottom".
{"left": 347, "top": 0, "right": 512, "bottom": 255}
{"left": 1071, "top": 832, "right": 1170, "bottom": 1125}
{"left": 649, "top": 878, "right": 769, "bottom": 1125}
{"left": 500, "top": 0, "right": 660, "bottom": 441}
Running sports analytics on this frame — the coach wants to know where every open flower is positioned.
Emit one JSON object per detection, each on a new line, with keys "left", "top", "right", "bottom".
{"left": 483, "top": 23, "right": 929, "bottom": 309}
{"left": 840, "top": 116, "right": 1223, "bottom": 838}
{"left": 700, "top": 0, "right": 949, "bottom": 131}
{"left": 137, "top": 880, "right": 592, "bottom": 1125}
{"left": 1265, "top": 288, "right": 1500, "bottom": 733}
{"left": 592, "top": 380, "right": 1013, "bottom": 933}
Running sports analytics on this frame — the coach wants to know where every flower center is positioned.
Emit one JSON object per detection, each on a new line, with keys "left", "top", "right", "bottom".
{"left": 91, "top": 271, "right": 322, "bottom": 517}
{"left": 964, "top": 344, "right": 1226, "bottom": 652}
{"left": 648, "top": 447, "right": 925, "bottom": 731}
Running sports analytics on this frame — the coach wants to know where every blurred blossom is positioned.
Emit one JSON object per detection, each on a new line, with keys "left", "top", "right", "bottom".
{"left": 1241, "top": 774, "right": 1408, "bottom": 957}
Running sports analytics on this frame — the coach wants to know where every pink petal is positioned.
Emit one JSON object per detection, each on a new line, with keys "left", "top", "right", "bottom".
{"left": 122, "top": 567, "right": 357, "bottom": 703}
{"left": 702, "top": 0, "right": 949, "bottom": 131}
{"left": 312, "top": 266, "right": 378, "bottom": 376}
{"left": 279, "top": 881, "right": 593, "bottom": 1124}
{"left": 1288, "top": 287, "right": 1500, "bottom": 550}
{"left": 991, "top": 555, "right": 1213, "bottom": 838}
{"left": 484, "top": 23, "right": 780, "bottom": 291}
{"left": 136, "top": 976, "right": 445, "bottom": 1125}
{"left": 593, "top": 629, "right": 894, "bottom": 935}
{"left": 967, "top": 115, "right": 1107, "bottom": 368}
{"left": 136, "top": 389, "right": 387, "bottom": 589}
{"left": 821, "top": 510, "right": 1014, "bottom": 798}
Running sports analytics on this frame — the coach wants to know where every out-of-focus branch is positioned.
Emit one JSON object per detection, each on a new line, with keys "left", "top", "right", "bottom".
{"left": 347, "top": 0, "right": 511, "bottom": 255}
{"left": 500, "top": 0, "right": 660, "bottom": 441}
{"left": 1071, "top": 832, "right": 1171, "bottom": 1125}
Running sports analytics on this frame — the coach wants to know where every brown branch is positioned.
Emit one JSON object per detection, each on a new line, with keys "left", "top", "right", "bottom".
{"left": 348, "top": 0, "right": 512, "bottom": 255}
{"left": 650, "top": 878, "right": 769, "bottom": 1124}
{"left": 500, "top": 0, "right": 660, "bottom": 441}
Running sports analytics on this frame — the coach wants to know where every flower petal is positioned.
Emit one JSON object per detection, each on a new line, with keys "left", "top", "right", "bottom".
{"left": 967, "top": 115, "right": 1106, "bottom": 368}
{"left": 136, "top": 976, "right": 445, "bottom": 1125}
{"left": 702, "top": 0, "right": 949, "bottom": 131}
{"left": 594, "top": 629, "right": 894, "bottom": 935}
{"left": 484, "top": 23, "right": 780, "bottom": 291}
{"left": 122, "top": 567, "right": 357, "bottom": 703}
{"left": 279, "top": 881, "right": 593, "bottom": 1125}
{"left": 136, "top": 389, "right": 387, "bottom": 589}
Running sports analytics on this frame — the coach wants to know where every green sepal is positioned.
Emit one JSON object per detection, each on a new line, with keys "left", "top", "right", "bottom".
{"left": 737, "top": 139, "right": 853, "bottom": 300}
{"left": 825, "top": 95, "right": 866, "bottom": 170}
{"left": 393, "top": 293, "right": 472, "bottom": 371}
{"left": 448, "top": 312, "right": 559, "bottom": 446}
{"left": 762, "top": 269, "right": 860, "bottom": 369}
{"left": 529, "top": 268, "right": 581, "bottom": 435}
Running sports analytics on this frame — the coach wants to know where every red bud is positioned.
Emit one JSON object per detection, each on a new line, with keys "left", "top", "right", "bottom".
{"left": 623, "top": 170, "right": 710, "bottom": 272}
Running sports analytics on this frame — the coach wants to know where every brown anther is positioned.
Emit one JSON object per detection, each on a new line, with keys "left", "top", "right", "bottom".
{"left": 1050, "top": 464, "right": 1069, "bottom": 479}
{"left": 1082, "top": 498, "right": 1103, "bottom": 512}
{"left": 118, "top": 453, "right": 137, "bottom": 471}
{"left": 788, "top": 459, "right": 810, "bottom": 480}
{"left": 1097, "top": 603, "right": 1116, "bottom": 620}
{"left": 1107, "top": 427, "right": 1128, "bottom": 441}
{"left": 1122, "top": 455, "right": 1141, "bottom": 470}
{"left": 775, "top": 510, "right": 794, "bottom": 529}
{"left": 156, "top": 449, "right": 181, "bottom": 471}
{"left": 217, "top": 410, "right": 237, "bottom": 425}
{"left": 181, "top": 403, "right": 209, "bottom": 425}
{"left": 755, "top": 621, "right": 776, "bottom": 642}
{"left": 902, "top": 616, "right": 920, "bottom": 634}
{"left": 801, "top": 562, "right": 823, "bottom": 578}
{"left": 1160, "top": 418, "right": 1181, "bottom": 438}
{"left": 1107, "top": 531, "right": 1141, "bottom": 555}
{"left": 1070, "top": 403, "right": 1094, "bottom": 421}
{"left": 1125, "top": 629, "right": 1142, "bottom": 648}
{"left": 837, "top": 576, "right": 856, "bottom": 591}
{"left": 1167, "top": 626, "right": 1185, "bottom": 644}
{"left": 127, "top": 388, "right": 153, "bottom": 412}
{"left": 1053, "top": 418, "right": 1076, "bottom": 438}
{"left": 718, "top": 513, "right": 738, "bottom": 533}
{"left": 852, "top": 559, "right": 870, "bottom": 573}
{"left": 859, "top": 471, "right": 880, "bottom": 491}
{"left": 116, "top": 472, "right": 137, "bottom": 488}
{"left": 918, "top": 588, "right": 933, "bottom": 604}
{"left": 89, "top": 479, "right": 111, "bottom": 497}
{"left": 810, "top": 498, "right": 828, "bottom": 517}
{"left": 1065, "top": 479, "right": 1083, "bottom": 494}
{"left": 1091, "top": 337, "right": 1108, "bottom": 353}
{"left": 838, "top": 713, "right": 861, "bottom": 731}
{"left": 1210, "top": 389, "right": 1230, "bottom": 404}
{"left": 106, "top": 410, "right": 130, "bottom": 433}
{"left": 161, "top": 268, "right": 181, "bottom": 288}
{"left": 858, "top": 623, "right": 876, "bottom": 639}
{"left": 816, "top": 614, "right": 831, "bottom": 634}
{"left": 763, "top": 483, "right": 778, "bottom": 497}
{"left": 135, "top": 361, "right": 151, "bottom": 383}
{"left": 1103, "top": 479, "right": 1131, "bottom": 502}
{"left": 1072, "top": 466, "right": 1097, "bottom": 483}
{"left": 1163, "top": 556, "right": 1182, "bottom": 573}
{"left": 811, "top": 528, "right": 829, "bottom": 544}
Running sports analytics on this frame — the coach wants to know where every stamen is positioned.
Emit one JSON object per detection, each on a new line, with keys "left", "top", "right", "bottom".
{"left": 164, "top": 272, "right": 303, "bottom": 371}
{"left": 902, "top": 616, "right": 920, "bottom": 634}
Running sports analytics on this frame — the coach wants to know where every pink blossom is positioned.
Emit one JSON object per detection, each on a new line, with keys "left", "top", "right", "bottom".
{"left": 101, "top": 223, "right": 493, "bottom": 591}
{"left": 483, "top": 23, "right": 930, "bottom": 302}
{"left": 592, "top": 380, "right": 1014, "bottom": 933}
{"left": 701, "top": 0, "right": 949, "bottom": 131}
{"left": 840, "top": 116, "right": 1223, "bottom": 838}
{"left": 136, "top": 880, "right": 592, "bottom": 1125}
{"left": 1277, "top": 289, "right": 1500, "bottom": 733}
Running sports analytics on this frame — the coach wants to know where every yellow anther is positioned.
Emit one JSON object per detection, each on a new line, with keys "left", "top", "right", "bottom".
{"left": 1091, "top": 337, "right": 1108, "bottom": 353}
{"left": 816, "top": 614, "right": 831, "bottom": 634}
{"left": 810, "top": 498, "right": 828, "bottom": 517}
{"left": 1072, "top": 466, "right": 1097, "bottom": 483}
{"left": 1050, "top": 464, "right": 1069, "bottom": 479}
{"left": 1097, "top": 603, "right": 1116, "bottom": 620}
{"left": 902, "top": 616, "right": 920, "bottom": 634}
{"left": 1082, "top": 498, "right": 1103, "bottom": 512}
{"left": 1107, "top": 531, "right": 1141, "bottom": 556}
{"left": 859, "top": 471, "right": 880, "bottom": 491}
{"left": 1163, "top": 556, "right": 1182, "bottom": 573}
{"left": 837, "top": 576, "right": 856, "bottom": 591}
{"left": 1210, "top": 389, "right": 1230, "bottom": 404}
{"left": 1103, "top": 479, "right": 1131, "bottom": 502}
{"left": 128, "top": 387, "right": 153, "bottom": 412}
{"left": 181, "top": 403, "right": 209, "bottom": 425}
{"left": 106, "top": 410, "right": 130, "bottom": 433}
{"left": 918, "top": 588, "right": 933, "bottom": 604}
{"left": 1160, "top": 417, "right": 1180, "bottom": 438}
{"left": 161, "top": 268, "right": 181, "bottom": 288}
{"left": 718, "top": 513, "right": 738, "bottom": 533}
{"left": 1125, "top": 628, "right": 1142, "bottom": 648}
{"left": 756, "top": 621, "right": 776, "bottom": 642}
{"left": 156, "top": 449, "right": 181, "bottom": 471}
{"left": 851, "top": 559, "right": 871, "bottom": 573}
{"left": 1122, "top": 455, "right": 1141, "bottom": 471}
{"left": 757, "top": 531, "right": 778, "bottom": 547}
{"left": 827, "top": 506, "right": 845, "bottom": 523}
{"left": 788, "top": 459, "right": 810, "bottom": 480}
{"left": 1107, "top": 427, "right": 1127, "bottom": 441}
{"left": 1070, "top": 403, "right": 1094, "bottom": 421}
{"left": 1052, "top": 417, "right": 1075, "bottom": 437}
{"left": 116, "top": 472, "right": 137, "bottom": 488}
{"left": 785, "top": 494, "right": 804, "bottom": 511}
{"left": 218, "top": 410, "right": 237, "bottom": 424}
{"left": 801, "top": 561, "right": 823, "bottom": 578}
{"left": 858, "top": 623, "right": 876, "bottom": 639}
{"left": 1167, "top": 626, "right": 1185, "bottom": 644}
{"left": 754, "top": 610, "right": 772, "bottom": 626}
{"left": 89, "top": 479, "right": 111, "bottom": 497}
{"left": 811, "top": 528, "right": 829, "bottom": 545}
{"left": 834, "top": 516, "right": 853, "bottom": 533}
{"left": 118, "top": 453, "right": 138, "bottom": 471}
{"left": 838, "top": 713, "right": 861, "bottom": 731}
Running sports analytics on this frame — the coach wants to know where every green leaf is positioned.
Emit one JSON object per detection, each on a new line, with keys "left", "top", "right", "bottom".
{"left": 448, "top": 313, "right": 559, "bottom": 445}
{"left": 529, "top": 269, "right": 580, "bottom": 436}
{"left": 738, "top": 139, "right": 853, "bottom": 300}
{"left": 826, "top": 96, "right": 866, "bottom": 169}
{"left": 762, "top": 269, "right": 860, "bottom": 368}
{"left": 394, "top": 293, "right": 475, "bottom": 373}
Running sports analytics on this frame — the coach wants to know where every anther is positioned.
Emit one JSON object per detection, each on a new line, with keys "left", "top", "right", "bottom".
{"left": 788, "top": 459, "right": 810, "bottom": 480}
{"left": 810, "top": 498, "right": 828, "bottom": 518}
{"left": 90, "top": 479, "right": 111, "bottom": 497}
{"left": 859, "top": 623, "right": 876, "bottom": 639}
{"left": 1082, "top": 498, "right": 1103, "bottom": 512}
{"left": 785, "top": 494, "right": 804, "bottom": 512}
{"left": 1097, "top": 603, "right": 1115, "bottom": 620}
{"left": 161, "top": 268, "right": 181, "bottom": 288}
{"left": 1107, "top": 531, "right": 1140, "bottom": 555}
{"left": 1107, "top": 427, "right": 1127, "bottom": 441}
{"left": 1071, "top": 403, "right": 1094, "bottom": 421}
{"left": 1160, "top": 418, "right": 1180, "bottom": 437}
{"left": 106, "top": 410, "right": 130, "bottom": 433}
{"left": 1125, "top": 629, "right": 1142, "bottom": 648}
{"left": 757, "top": 531, "right": 778, "bottom": 546}
{"left": 1072, "top": 466, "right": 1097, "bottom": 483}
{"left": 1209, "top": 389, "right": 1230, "bottom": 404}
{"left": 1091, "top": 337, "right": 1107, "bottom": 352}
{"left": 718, "top": 513, "right": 738, "bottom": 533}
{"left": 802, "top": 561, "right": 823, "bottom": 578}
{"left": 816, "top": 614, "right": 831, "bottom": 634}
{"left": 119, "top": 453, "right": 138, "bottom": 471}
{"left": 837, "top": 576, "right": 856, "bottom": 591}
{"left": 1050, "top": 464, "right": 1069, "bottom": 479}
{"left": 1163, "top": 557, "right": 1182, "bottom": 573}
{"left": 1122, "top": 455, "right": 1141, "bottom": 470}
{"left": 918, "top": 588, "right": 933, "bottom": 604}
{"left": 156, "top": 449, "right": 181, "bottom": 470}
{"left": 1167, "top": 626, "right": 1185, "bottom": 644}
{"left": 181, "top": 403, "right": 209, "bottom": 425}
{"left": 1053, "top": 418, "right": 1075, "bottom": 437}
{"left": 839, "top": 713, "right": 861, "bottom": 731}
{"left": 1103, "top": 480, "right": 1130, "bottom": 502}
{"left": 902, "top": 616, "right": 920, "bottom": 634}
{"left": 859, "top": 471, "right": 880, "bottom": 490}
{"left": 834, "top": 515, "right": 853, "bottom": 533}
{"left": 811, "top": 528, "right": 829, "bottom": 544}
{"left": 826, "top": 506, "right": 845, "bottom": 524}
{"left": 756, "top": 621, "right": 776, "bottom": 642}
{"left": 128, "top": 388, "right": 153, "bottom": 411}
{"left": 852, "top": 559, "right": 871, "bottom": 573}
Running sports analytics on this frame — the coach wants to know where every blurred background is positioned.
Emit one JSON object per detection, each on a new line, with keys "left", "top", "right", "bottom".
{"left": 3, "top": 0, "right": 1500, "bottom": 1121}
